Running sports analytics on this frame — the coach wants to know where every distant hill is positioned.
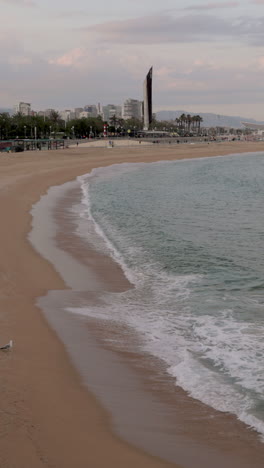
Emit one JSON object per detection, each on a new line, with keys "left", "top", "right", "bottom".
{"left": 156, "top": 110, "right": 264, "bottom": 129}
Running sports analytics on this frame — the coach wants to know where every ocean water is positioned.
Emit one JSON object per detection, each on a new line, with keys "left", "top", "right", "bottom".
{"left": 69, "top": 152, "right": 264, "bottom": 437}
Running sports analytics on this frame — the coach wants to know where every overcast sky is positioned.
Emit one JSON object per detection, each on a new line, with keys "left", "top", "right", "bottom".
{"left": 1, "top": 0, "right": 264, "bottom": 118}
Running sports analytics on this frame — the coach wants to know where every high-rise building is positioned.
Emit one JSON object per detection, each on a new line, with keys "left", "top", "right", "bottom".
{"left": 44, "top": 109, "right": 56, "bottom": 118}
{"left": 97, "top": 103, "right": 102, "bottom": 117}
{"left": 38, "top": 110, "right": 58, "bottom": 120}
{"left": 14, "top": 102, "right": 31, "bottom": 116}
{"left": 74, "top": 107, "right": 84, "bottom": 118}
{"left": 59, "top": 109, "right": 73, "bottom": 122}
{"left": 143, "top": 67, "right": 153, "bottom": 130}
{"left": 79, "top": 111, "right": 89, "bottom": 118}
{"left": 102, "top": 104, "right": 122, "bottom": 122}
{"left": 84, "top": 105, "right": 98, "bottom": 117}
{"left": 122, "top": 99, "right": 143, "bottom": 120}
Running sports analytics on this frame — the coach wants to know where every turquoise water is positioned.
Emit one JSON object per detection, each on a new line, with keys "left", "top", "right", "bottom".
{"left": 71, "top": 152, "right": 264, "bottom": 436}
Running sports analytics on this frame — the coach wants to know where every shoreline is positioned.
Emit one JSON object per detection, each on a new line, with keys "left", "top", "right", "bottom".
{"left": 1, "top": 141, "right": 264, "bottom": 467}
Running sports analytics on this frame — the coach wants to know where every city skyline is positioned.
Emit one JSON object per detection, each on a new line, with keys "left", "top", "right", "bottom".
{"left": 12, "top": 99, "right": 145, "bottom": 122}
{"left": 1, "top": 1, "right": 264, "bottom": 119}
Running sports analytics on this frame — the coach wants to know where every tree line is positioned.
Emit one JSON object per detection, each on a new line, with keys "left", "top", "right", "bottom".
{"left": 0, "top": 111, "right": 205, "bottom": 140}
{"left": 0, "top": 111, "right": 104, "bottom": 139}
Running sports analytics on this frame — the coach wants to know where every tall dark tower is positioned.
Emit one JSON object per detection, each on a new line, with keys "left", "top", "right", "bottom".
{"left": 143, "top": 67, "right": 153, "bottom": 130}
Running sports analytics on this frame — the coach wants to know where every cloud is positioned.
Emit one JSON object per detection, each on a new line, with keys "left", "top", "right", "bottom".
{"left": 0, "top": 0, "right": 36, "bottom": 6}
{"left": 154, "top": 60, "right": 264, "bottom": 111}
{"left": 184, "top": 2, "right": 239, "bottom": 10}
{"left": 251, "top": 1, "right": 264, "bottom": 4}
{"left": 0, "top": 50, "right": 141, "bottom": 109}
{"left": 83, "top": 13, "right": 264, "bottom": 46}
{"left": 49, "top": 48, "right": 86, "bottom": 66}
{"left": 85, "top": 14, "right": 232, "bottom": 44}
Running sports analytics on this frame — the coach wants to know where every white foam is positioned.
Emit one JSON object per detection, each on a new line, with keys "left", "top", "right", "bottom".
{"left": 68, "top": 294, "right": 264, "bottom": 438}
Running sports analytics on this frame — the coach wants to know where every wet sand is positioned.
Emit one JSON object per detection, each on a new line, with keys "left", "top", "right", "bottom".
{"left": 1, "top": 141, "right": 264, "bottom": 467}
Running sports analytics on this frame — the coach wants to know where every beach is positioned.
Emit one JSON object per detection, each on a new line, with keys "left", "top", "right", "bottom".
{"left": 1, "top": 140, "right": 264, "bottom": 468}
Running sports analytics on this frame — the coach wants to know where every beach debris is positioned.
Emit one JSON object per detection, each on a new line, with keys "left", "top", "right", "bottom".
{"left": 0, "top": 340, "right": 13, "bottom": 351}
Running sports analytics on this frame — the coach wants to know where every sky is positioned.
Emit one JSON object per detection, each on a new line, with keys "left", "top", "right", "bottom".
{"left": 1, "top": 0, "right": 264, "bottom": 118}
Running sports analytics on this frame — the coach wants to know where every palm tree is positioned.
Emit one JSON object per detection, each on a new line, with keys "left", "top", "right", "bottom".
{"left": 175, "top": 117, "right": 180, "bottom": 130}
{"left": 179, "top": 114, "right": 187, "bottom": 133}
{"left": 109, "top": 114, "right": 119, "bottom": 134}
{"left": 186, "top": 114, "right": 192, "bottom": 133}
{"left": 191, "top": 115, "right": 199, "bottom": 133}
{"left": 49, "top": 110, "right": 60, "bottom": 124}
{"left": 197, "top": 116, "right": 203, "bottom": 134}
{"left": 109, "top": 114, "right": 117, "bottom": 127}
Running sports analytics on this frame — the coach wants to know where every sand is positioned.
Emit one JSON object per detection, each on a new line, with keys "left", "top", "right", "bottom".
{"left": 0, "top": 140, "right": 264, "bottom": 468}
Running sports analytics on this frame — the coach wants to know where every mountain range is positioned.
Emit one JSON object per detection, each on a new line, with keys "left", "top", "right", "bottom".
{"left": 156, "top": 110, "right": 264, "bottom": 129}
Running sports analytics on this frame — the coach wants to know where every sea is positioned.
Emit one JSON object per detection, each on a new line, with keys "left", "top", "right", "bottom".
{"left": 64, "top": 151, "right": 264, "bottom": 439}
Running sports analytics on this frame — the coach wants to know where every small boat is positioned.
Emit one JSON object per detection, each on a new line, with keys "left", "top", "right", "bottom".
{"left": 0, "top": 340, "right": 13, "bottom": 351}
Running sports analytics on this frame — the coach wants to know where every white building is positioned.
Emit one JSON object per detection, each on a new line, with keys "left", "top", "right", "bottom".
{"left": 102, "top": 104, "right": 122, "bottom": 122}
{"left": 14, "top": 102, "right": 31, "bottom": 116}
{"left": 44, "top": 109, "right": 56, "bottom": 118}
{"left": 79, "top": 111, "right": 89, "bottom": 118}
{"left": 60, "top": 110, "right": 74, "bottom": 122}
{"left": 122, "top": 98, "right": 143, "bottom": 120}
{"left": 37, "top": 109, "right": 57, "bottom": 119}
{"left": 74, "top": 107, "right": 84, "bottom": 118}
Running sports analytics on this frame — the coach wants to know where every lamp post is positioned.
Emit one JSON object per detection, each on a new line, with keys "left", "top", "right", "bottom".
{"left": 24, "top": 125, "right": 27, "bottom": 139}
{"left": 71, "top": 126, "right": 75, "bottom": 139}
{"left": 49, "top": 126, "right": 52, "bottom": 138}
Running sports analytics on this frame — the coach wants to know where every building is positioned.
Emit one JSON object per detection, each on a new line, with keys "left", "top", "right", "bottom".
{"left": 44, "top": 109, "right": 56, "bottom": 118}
{"left": 143, "top": 67, "right": 153, "bottom": 130}
{"left": 38, "top": 109, "right": 62, "bottom": 120}
{"left": 84, "top": 105, "right": 98, "bottom": 117}
{"left": 59, "top": 109, "right": 74, "bottom": 122}
{"left": 37, "top": 111, "right": 45, "bottom": 118}
{"left": 14, "top": 102, "right": 31, "bottom": 116}
{"left": 97, "top": 103, "right": 102, "bottom": 117}
{"left": 122, "top": 98, "right": 143, "bottom": 120}
{"left": 74, "top": 107, "right": 84, "bottom": 118}
{"left": 102, "top": 104, "right": 122, "bottom": 122}
{"left": 79, "top": 111, "right": 89, "bottom": 118}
